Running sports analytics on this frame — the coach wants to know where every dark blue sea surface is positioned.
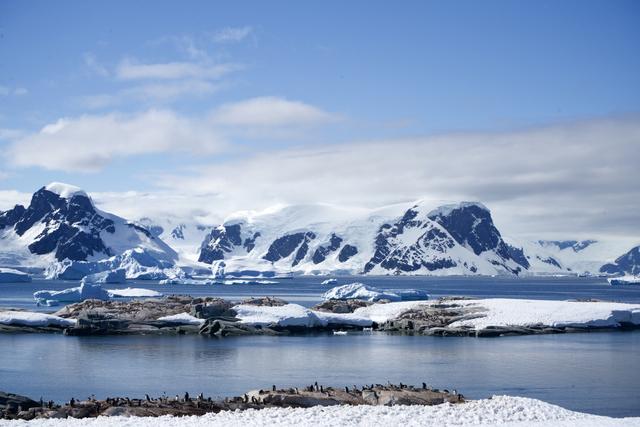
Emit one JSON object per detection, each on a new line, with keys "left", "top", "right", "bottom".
{"left": 1, "top": 276, "right": 640, "bottom": 417}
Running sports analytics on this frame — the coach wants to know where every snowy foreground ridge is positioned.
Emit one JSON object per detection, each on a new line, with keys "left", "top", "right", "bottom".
{"left": 1, "top": 396, "right": 638, "bottom": 427}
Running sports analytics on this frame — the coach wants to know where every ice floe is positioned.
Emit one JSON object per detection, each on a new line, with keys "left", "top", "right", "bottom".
{"left": 322, "top": 283, "right": 429, "bottom": 302}
{"left": 0, "top": 267, "right": 31, "bottom": 283}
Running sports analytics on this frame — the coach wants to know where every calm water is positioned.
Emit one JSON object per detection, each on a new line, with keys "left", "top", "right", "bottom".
{"left": 1, "top": 276, "right": 640, "bottom": 417}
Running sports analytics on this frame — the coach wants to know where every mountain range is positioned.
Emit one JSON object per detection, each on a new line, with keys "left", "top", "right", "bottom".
{"left": 0, "top": 183, "right": 637, "bottom": 279}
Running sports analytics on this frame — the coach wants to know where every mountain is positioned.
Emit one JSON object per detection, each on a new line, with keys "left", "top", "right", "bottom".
{"left": 0, "top": 183, "right": 177, "bottom": 269}
{"left": 197, "top": 201, "right": 532, "bottom": 276}
{"left": 600, "top": 246, "right": 640, "bottom": 276}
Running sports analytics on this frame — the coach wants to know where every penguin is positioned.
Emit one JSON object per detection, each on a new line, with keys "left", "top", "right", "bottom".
{"left": 184, "top": 392, "right": 190, "bottom": 402}
{"left": 345, "top": 386, "right": 349, "bottom": 393}
{"left": 272, "top": 385, "right": 276, "bottom": 392}
{"left": 145, "top": 394, "right": 151, "bottom": 402}
{"left": 422, "top": 382, "right": 427, "bottom": 389}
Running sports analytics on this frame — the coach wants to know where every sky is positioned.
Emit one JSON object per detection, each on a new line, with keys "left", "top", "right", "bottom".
{"left": 0, "top": 0, "right": 639, "bottom": 241}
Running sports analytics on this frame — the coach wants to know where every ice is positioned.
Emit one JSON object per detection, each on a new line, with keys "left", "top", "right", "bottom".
{"left": 33, "top": 282, "right": 111, "bottom": 306}
{"left": 608, "top": 275, "right": 640, "bottom": 286}
{"left": 0, "top": 311, "right": 76, "bottom": 328}
{"left": 81, "top": 269, "right": 127, "bottom": 284}
{"left": 1, "top": 396, "right": 638, "bottom": 426}
{"left": 156, "top": 312, "right": 204, "bottom": 325}
{"left": 0, "top": 267, "right": 32, "bottom": 283}
{"left": 33, "top": 282, "right": 160, "bottom": 306}
{"left": 322, "top": 283, "right": 429, "bottom": 302}
{"left": 107, "top": 288, "right": 163, "bottom": 298}
{"left": 321, "top": 278, "right": 338, "bottom": 285}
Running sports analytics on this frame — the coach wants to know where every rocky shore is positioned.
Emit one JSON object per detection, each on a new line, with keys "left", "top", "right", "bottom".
{"left": 1, "top": 295, "right": 639, "bottom": 337}
{"left": 0, "top": 384, "right": 464, "bottom": 420}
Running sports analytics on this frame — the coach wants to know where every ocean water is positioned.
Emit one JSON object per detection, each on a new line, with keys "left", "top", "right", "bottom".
{"left": 1, "top": 276, "right": 640, "bottom": 417}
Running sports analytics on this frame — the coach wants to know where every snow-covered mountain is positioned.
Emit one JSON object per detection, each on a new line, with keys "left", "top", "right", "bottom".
{"left": 0, "top": 183, "right": 177, "bottom": 269}
{"left": 197, "top": 201, "right": 533, "bottom": 276}
{"left": 2, "top": 182, "right": 635, "bottom": 278}
{"left": 600, "top": 245, "right": 640, "bottom": 276}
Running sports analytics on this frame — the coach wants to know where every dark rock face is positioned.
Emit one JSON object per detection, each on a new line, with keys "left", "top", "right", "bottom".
{"left": 537, "top": 256, "right": 562, "bottom": 269}
{"left": 243, "top": 232, "right": 261, "bottom": 252}
{"left": 338, "top": 244, "right": 358, "bottom": 262}
{"left": 313, "top": 299, "right": 373, "bottom": 313}
{"left": 171, "top": 225, "right": 185, "bottom": 239}
{"left": 0, "top": 187, "right": 118, "bottom": 261}
{"left": 428, "top": 204, "right": 529, "bottom": 272}
{"left": 263, "top": 232, "right": 316, "bottom": 265}
{"left": 364, "top": 208, "right": 459, "bottom": 273}
{"left": 0, "top": 205, "right": 25, "bottom": 230}
{"left": 198, "top": 224, "right": 243, "bottom": 263}
{"left": 600, "top": 245, "right": 640, "bottom": 276}
{"left": 312, "top": 234, "right": 343, "bottom": 264}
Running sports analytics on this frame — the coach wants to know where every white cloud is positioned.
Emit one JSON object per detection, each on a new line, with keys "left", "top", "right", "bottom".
{"left": 212, "top": 97, "right": 337, "bottom": 127}
{"left": 7, "top": 110, "right": 227, "bottom": 172}
{"left": 6, "top": 97, "right": 333, "bottom": 171}
{"left": 212, "top": 26, "right": 253, "bottom": 43}
{"left": 149, "top": 117, "right": 640, "bottom": 240}
{"left": 116, "top": 59, "right": 240, "bottom": 81}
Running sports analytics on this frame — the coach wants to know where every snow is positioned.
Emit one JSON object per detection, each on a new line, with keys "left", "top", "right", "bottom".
{"left": 232, "top": 298, "right": 640, "bottom": 332}
{"left": 156, "top": 312, "right": 204, "bottom": 325}
{"left": 322, "top": 283, "right": 429, "bottom": 302}
{"left": 0, "top": 310, "right": 76, "bottom": 328}
{"left": 448, "top": 298, "right": 640, "bottom": 329}
{"left": 321, "top": 278, "right": 338, "bottom": 285}
{"left": 44, "top": 182, "right": 88, "bottom": 199}
{"left": 0, "top": 267, "right": 31, "bottom": 283}
{"left": 108, "top": 288, "right": 163, "bottom": 298}
{"left": 1, "top": 396, "right": 638, "bottom": 426}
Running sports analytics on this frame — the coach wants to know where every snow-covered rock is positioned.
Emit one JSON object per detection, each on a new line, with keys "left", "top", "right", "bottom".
{"left": 322, "top": 283, "right": 429, "bottom": 302}
{"left": 0, "top": 267, "right": 31, "bottom": 283}
{"left": 0, "top": 183, "right": 177, "bottom": 269}
{"left": 447, "top": 298, "right": 640, "bottom": 330}
{"left": 45, "top": 248, "right": 186, "bottom": 281}
{"left": 194, "top": 201, "right": 533, "bottom": 277}
{"left": 0, "top": 311, "right": 76, "bottom": 328}
{"left": 33, "top": 282, "right": 111, "bottom": 306}
{"left": 601, "top": 245, "right": 640, "bottom": 276}
{"left": 81, "top": 269, "right": 126, "bottom": 284}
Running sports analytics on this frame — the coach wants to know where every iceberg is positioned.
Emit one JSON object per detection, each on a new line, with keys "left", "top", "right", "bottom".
{"left": 608, "top": 275, "right": 640, "bottom": 286}
{"left": 322, "top": 283, "right": 429, "bottom": 302}
{"left": 0, "top": 268, "right": 32, "bottom": 283}
{"left": 34, "top": 282, "right": 161, "bottom": 306}
{"left": 107, "top": 288, "right": 163, "bottom": 298}
{"left": 81, "top": 269, "right": 127, "bottom": 284}
{"left": 321, "top": 278, "right": 338, "bottom": 285}
{"left": 34, "top": 282, "right": 111, "bottom": 306}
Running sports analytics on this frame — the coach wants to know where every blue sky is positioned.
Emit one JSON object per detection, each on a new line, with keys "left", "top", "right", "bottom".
{"left": 0, "top": 0, "right": 639, "bottom": 238}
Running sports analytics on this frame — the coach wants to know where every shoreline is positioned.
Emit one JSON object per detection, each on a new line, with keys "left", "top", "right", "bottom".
{"left": 0, "top": 383, "right": 463, "bottom": 420}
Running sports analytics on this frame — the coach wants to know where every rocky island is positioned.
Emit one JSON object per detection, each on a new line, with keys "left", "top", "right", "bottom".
{"left": 1, "top": 283, "right": 639, "bottom": 337}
